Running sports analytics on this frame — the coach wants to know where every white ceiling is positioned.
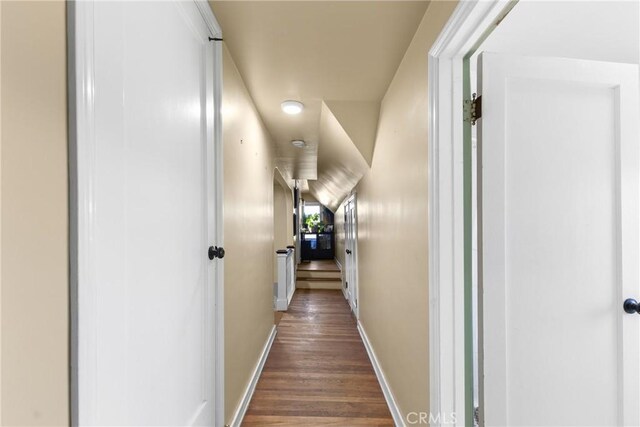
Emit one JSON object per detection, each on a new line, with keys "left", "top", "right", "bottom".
{"left": 478, "top": 0, "right": 639, "bottom": 65}
{"left": 210, "top": 1, "right": 430, "bottom": 209}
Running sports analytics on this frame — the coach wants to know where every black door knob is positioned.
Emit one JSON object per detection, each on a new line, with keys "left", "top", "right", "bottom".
{"left": 623, "top": 298, "right": 640, "bottom": 314}
{"left": 208, "top": 246, "right": 225, "bottom": 260}
{"left": 346, "top": 249, "right": 352, "bottom": 255}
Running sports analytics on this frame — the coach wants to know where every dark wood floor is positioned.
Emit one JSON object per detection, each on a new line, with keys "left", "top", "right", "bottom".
{"left": 243, "top": 290, "right": 393, "bottom": 426}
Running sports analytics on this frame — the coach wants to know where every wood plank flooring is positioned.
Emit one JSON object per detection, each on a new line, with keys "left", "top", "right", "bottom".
{"left": 297, "top": 260, "right": 341, "bottom": 272}
{"left": 243, "top": 290, "right": 393, "bottom": 426}
{"left": 296, "top": 260, "right": 343, "bottom": 290}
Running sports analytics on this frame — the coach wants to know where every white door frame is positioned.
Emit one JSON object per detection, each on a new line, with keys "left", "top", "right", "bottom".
{"left": 67, "top": 1, "right": 224, "bottom": 425}
{"left": 344, "top": 192, "right": 359, "bottom": 319}
{"left": 427, "top": 1, "right": 515, "bottom": 425}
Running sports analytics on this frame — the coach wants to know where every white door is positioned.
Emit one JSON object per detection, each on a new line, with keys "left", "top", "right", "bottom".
{"left": 343, "top": 205, "right": 349, "bottom": 297}
{"left": 75, "top": 1, "right": 221, "bottom": 425}
{"left": 345, "top": 202, "right": 352, "bottom": 305}
{"left": 344, "top": 197, "right": 358, "bottom": 315}
{"left": 478, "top": 53, "right": 640, "bottom": 426}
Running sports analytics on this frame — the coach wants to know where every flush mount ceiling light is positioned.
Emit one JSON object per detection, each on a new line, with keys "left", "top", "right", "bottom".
{"left": 281, "top": 100, "right": 304, "bottom": 115}
{"left": 291, "top": 140, "right": 306, "bottom": 148}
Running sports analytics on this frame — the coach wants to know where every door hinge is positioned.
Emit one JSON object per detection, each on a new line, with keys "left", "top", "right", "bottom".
{"left": 346, "top": 282, "right": 349, "bottom": 289}
{"left": 464, "top": 93, "right": 482, "bottom": 126}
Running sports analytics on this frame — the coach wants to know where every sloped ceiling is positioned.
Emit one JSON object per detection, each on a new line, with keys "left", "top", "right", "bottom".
{"left": 310, "top": 102, "right": 370, "bottom": 211}
{"left": 211, "top": 1, "right": 430, "bottom": 209}
{"left": 323, "top": 100, "right": 380, "bottom": 166}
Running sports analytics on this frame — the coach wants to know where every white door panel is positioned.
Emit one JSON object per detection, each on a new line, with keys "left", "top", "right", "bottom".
{"left": 479, "top": 53, "right": 639, "bottom": 426}
{"left": 344, "top": 197, "right": 358, "bottom": 316}
{"left": 78, "top": 1, "right": 218, "bottom": 425}
{"left": 344, "top": 203, "right": 351, "bottom": 301}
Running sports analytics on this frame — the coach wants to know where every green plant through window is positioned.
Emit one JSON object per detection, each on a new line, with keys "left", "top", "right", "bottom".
{"left": 305, "top": 213, "right": 320, "bottom": 231}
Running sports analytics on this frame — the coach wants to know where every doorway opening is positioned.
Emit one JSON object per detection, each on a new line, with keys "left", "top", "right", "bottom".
{"left": 300, "top": 198, "right": 336, "bottom": 262}
{"left": 429, "top": 1, "right": 640, "bottom": 425}
{"left": 344, "top": 194, "right": 359, "bottom": 318}
{"left": 470, "top": 3, "right": 639, "bottom": 424}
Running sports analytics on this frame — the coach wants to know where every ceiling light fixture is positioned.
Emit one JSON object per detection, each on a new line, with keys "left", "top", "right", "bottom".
{"left": 281, "top": 100, "right": 304, "bottom": 115}
{"left": 291, "top": 140, "right": 306, "bottom": 148}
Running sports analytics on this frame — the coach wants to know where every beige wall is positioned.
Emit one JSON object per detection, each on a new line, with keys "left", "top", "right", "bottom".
{"left": 1, "top": 4, "right": 3, "bottom": 420}
{"left": 301, "top": 191, "right": 319, "bottom": 204}
{"left": 222, "top": 44, "right": 277, "bottom": 424}
{"left": 0, "top": 1, "right": 458, "bottom": 425}
{"left": 284, "top": 186, "right": 293, "bottom": 249}
{"left": 349, "top": 0, "right": 458, "bottom": 420}
{"left": 273, "top": 184, "right": 286, "bottom": 244}
{"left": 1, "top": 2, "right": 69, "bottom": 425}
{"left": 274, "top": 170, "right": 294, "bottom": 251}
{"left": 0, "top": 9, "right": 278, "bottom": 425}
{"left": 273, "top": 182, "right": 286, "bottom": 281}
{"left": 272, "top": 173, "right": 294, "bottom": 282}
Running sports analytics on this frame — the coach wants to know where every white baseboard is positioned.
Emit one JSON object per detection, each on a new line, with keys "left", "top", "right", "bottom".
{"left": 287, "top": 287, "right": 296, "bottom": 306}
{"left": 274, "top": 282, "right": 288, "bottom": 311}
{"left": 357, "top": 322, "right": 405, "bottom": 427}
{"left": 228, "top": 325, "right": 277, "bottom": 427}
{"left": 334, "top": 258, "right": 348, "bottom": 300}
{"left": 275, "top": 297, "right": 288, "bottom": 311}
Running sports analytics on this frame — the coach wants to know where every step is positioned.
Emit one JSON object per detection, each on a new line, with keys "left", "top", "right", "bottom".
{"left": 297, "top": 261, "right": 340, "bottom": 272}
{"left": 296, "top": 270, "right": 342, "bottom": 280}
{"left": 296, "top": 277, "right": 342, "bottom": 290}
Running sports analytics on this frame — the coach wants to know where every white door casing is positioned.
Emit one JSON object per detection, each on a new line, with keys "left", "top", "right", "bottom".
{"left": 427, "top": 2, "right": 517, "bottom": 423}
{"left": 343, "top": 203, "right": 350, "bottom": 299}
{"left": 344, "top": 201, "right": 351, "bottom": 303}
{"left": 344, "top": 195, "right": 359, "bottom": 317}
{"left": 478, "top": 53, "right": 640, "bottom": 426}
{"left": 350, "top": 199, "right": 359, "bottom": 317}
{"left": 71, "top": 1, "right": 224, "bottom": 425}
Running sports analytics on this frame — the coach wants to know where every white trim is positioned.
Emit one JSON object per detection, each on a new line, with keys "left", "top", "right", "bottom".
{"left": 228, "top": 326, "right": 277, "bottom": 427}
{"left": 275, "top": 249, "right": 296, "bottom": 311}
{"left": 287, "top": 252, "right": 296, "bottom": 305}
{"left": 350, "top": 193, "right": 360, "bottom": 319}
{"left": 427, "top": 1, "right": 514, "bottom": 425}
{"left": 69, "top": 1, "right": 97, "bottom": 423}
{"left": 344, "top": 192, "right": 360, "bottom": 318}
{"left": 334, "top": 257, "right": 348, "bottom": 300}
{"left": 358, "top": 322, "right": 404, "bottom": 427}
{"left": 197, "top": 1, "right": 225, "bottom": 423}
{"left": 194, "top": 0, "right": 222, "bottom": 37}
{"left": 288, "top": 286, "right": 297, "bottom": 305}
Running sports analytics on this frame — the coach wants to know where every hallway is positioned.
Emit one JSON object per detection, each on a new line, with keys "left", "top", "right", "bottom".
{"left": 243, "top": 290, "right": 393, "bottom": 426}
